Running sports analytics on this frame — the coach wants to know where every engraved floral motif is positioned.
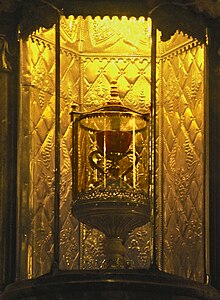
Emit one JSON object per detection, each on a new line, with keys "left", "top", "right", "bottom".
{"left": 19, "top": 19, "right": 205, "bottom": 279}
{"left": 161, "top": 38, "right": 204, "bottom": 281}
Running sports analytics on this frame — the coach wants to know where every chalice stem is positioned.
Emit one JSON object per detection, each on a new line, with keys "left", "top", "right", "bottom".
{"left": 104, "top": 237, "right": 127, "bottom": 269}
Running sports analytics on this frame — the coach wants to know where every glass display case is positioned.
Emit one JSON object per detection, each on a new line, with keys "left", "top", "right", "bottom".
{"left": 71, "top": 82, "right": 150, "bottom": 268}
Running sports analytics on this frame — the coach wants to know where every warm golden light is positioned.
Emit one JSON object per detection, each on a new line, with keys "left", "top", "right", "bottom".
{"left": 18, "top": 14, "right": 205, "bottom": 282}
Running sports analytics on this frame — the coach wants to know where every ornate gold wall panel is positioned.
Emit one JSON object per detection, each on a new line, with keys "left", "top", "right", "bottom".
{"left": 18, "top": 29, "right": 80, "bottom": 278}
{"left": 18, "top": 16, "right": 153, "bottom": 277}
{"left": 73, "top": 16, "right": 152, "bottom": 270}
{"left": 18, "top": 16, "right": 205, "bottom": 281}
{"left": 159, "top": 33, "right": 205, "bottom": 281}
{"left": 60, "top": 16, "right": 152, "bottom": 55}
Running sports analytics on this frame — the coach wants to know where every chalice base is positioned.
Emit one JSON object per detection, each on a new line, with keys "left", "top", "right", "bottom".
{"left": 72, "top": 179, "right": 150, "bottom": 269}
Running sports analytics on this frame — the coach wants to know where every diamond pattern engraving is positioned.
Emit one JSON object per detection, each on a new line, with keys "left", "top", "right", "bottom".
{"left": 19, "top": 29, "right": 80, "bottom": 278}
{"left": 80, "top": 17, "right": 152, "bottom": 268}
{"left": 18, "top": 36, "right": 57, "bottom": 278}
{"left": 159, "top": 34, "right": 205, "bottom": 281}
{"left": 83, "top": 57, "right": 151, "bottom": 113}
{"left": 19, "top": 16, "right": 153, "bottom": 276}
{"left": 18, "top": 17, "right": 205, "bottom": 281}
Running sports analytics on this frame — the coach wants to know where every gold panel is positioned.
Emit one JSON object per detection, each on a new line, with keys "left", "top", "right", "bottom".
{"left": 18, "top": 16, "right": 205, "bottom": 280}
{"left": 159, "top": 33, "right": 205, "bottom": 281}
{"left": 18, "top": 29, "right": 80, "bottom": 278}
{"left": 18, "top": 16, "right": 152, "bottom": 277}
{"left": 18, "top": 36, "right": 56, "bottom": 278}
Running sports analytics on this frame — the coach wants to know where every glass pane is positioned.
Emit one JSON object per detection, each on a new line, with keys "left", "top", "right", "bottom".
{"left": 158, "top": 32, "right": 205, "bottom": 281}
{"left": 18, "top": 16, "right": 205, "bottom": 281}
{"left": 18, "top": 28, "right": 56, "bottom": 279}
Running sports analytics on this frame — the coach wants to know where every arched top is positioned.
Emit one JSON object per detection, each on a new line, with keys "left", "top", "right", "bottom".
{"left": 1, "top": 0, "right": 212, "bottom": 42}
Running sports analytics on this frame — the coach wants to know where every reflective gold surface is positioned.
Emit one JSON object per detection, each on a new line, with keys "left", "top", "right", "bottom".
{"left": 18, "top": 16, "right": 205, "bottom": 281}
{"left": 158, "top": 33, "right": 205, "bottom": 281}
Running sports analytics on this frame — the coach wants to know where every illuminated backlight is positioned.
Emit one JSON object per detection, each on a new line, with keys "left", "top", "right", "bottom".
{"left": 18, "top": 14, "right": 205, "bottom": 282}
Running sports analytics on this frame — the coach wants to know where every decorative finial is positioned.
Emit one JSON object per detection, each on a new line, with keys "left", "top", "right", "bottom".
{"left": 70, "top": 102, "right": 79, "bottom": 121}
{"left": 106, "top": 80, "right": 122, "bottom": 105}
{"left": 71, "top": 102, "right": 78, "bottom": 111}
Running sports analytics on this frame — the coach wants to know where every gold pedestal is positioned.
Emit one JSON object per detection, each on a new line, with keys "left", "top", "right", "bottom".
{"left": 72, "top": 179, "right": 150, "bottom": 269}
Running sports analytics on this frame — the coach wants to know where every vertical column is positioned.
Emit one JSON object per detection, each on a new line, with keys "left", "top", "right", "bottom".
{"left": 0, "top": 18, "right": 18, "bottom": 290}
{"left": 53, "top": 15, "right": 61, "bottom": 272}
{"left": 150, "top": 21, "right": 158, "bottom": 269}
{"left": 208, "top": 21, "right": 220, "bottom": 290}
